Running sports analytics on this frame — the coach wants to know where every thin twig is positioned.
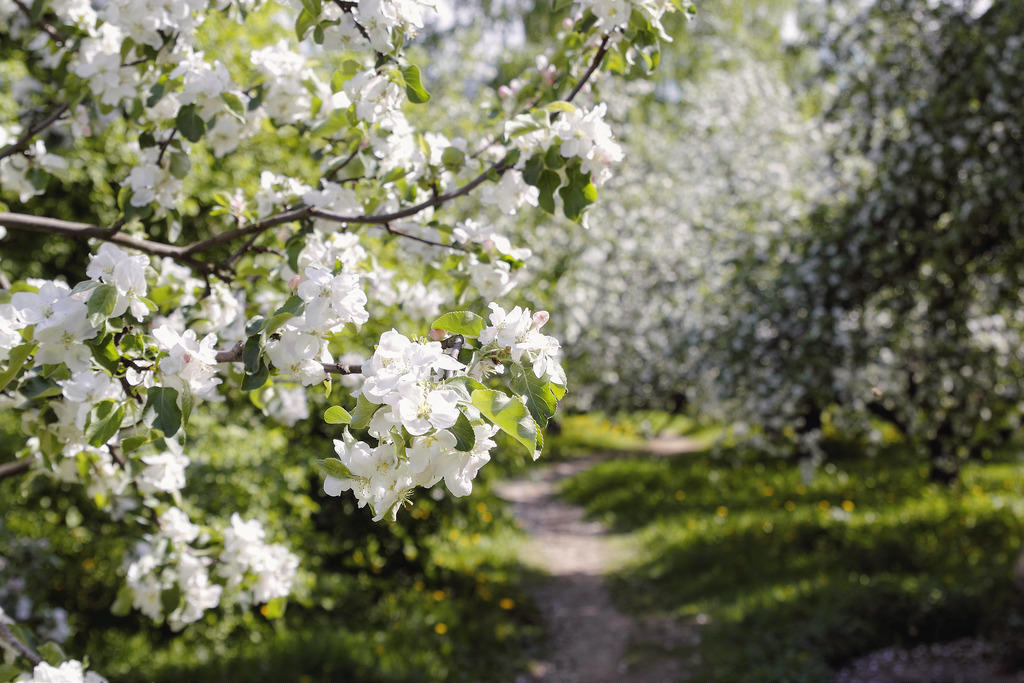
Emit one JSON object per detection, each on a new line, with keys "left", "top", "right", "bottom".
{"left": 0, "top": 103, "right": 70, "bottom": 161}
{"left": 384, "top": 222, "right": 466, "bottom": 251}
{"left": 12, "top": 0, "right": 64, "bottom": 46}
{"left": 0, "top": 620, "right": 44, "bottom": 666}
{"left": 323, "top": 146, "right": 362, "bottom": 182}
{"left": 214, "top": 342, "right": 362, "bottom": 375}
{"left": 566, "top": 33, "right": 612, "bottom": 103}
{"left": 156, "top": 130, "right": 177, "bottom": 166}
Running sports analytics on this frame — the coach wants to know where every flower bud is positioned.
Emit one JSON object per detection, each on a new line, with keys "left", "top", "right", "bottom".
{"left": 428, "top": 328, "right": 445, "bottom": 341}
{"left": 532, "top": 310, "right": 549, "bottom": 329}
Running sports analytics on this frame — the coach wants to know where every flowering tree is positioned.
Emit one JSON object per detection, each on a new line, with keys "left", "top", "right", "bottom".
{"left": 0, "top": 0, "right": 687, "bottom": 677}
{"left": 533, "top": 0, "right": 1023, "bottom": 480}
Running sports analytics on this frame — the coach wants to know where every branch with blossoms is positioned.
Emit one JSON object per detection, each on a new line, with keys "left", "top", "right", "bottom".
{"left": 0, "top": 0, "right": 684, "bottom": 673}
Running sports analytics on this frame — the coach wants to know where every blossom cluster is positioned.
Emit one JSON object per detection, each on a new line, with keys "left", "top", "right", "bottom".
{"left": 321, "top": 305, "right": 565, "bottom": 520}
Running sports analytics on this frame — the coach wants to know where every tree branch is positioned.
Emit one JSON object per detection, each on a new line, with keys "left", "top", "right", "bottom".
{"left": 0, "top": 458, "right": 32, "bottom": 481}
{"left": 566, "top": 33, "right": 612, "bottom": 103}
{"left": 0, "top": 30, "right": 604, "bottom": 271}
{"left": 12, "top": 0, "right": 65, "bottom": 46}
{"left": 0, "top": 213, "right": 226, "bottom": 277}
{"left": 0, "top": 103, "right": 70, "bottom": 161}
{"left": 214, "top": 342, "right": 362, "bottom": 375}
{"left": 0, "top": 620, "right": 44, "bottom": 666}
{"left": 181, "top": 157, "right": 511, "bottom": 257}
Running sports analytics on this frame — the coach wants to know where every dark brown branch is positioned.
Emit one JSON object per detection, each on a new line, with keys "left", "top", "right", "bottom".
{"left": 0, "top": 103, "right": 70, "bottom": 161}
{"left": 0, "top": 458, "right": 32, "bottom": 481}
{"left": 180, "top": 206, "right": 313, "bottom": 256}
{"left": 225, "top": 231, "right": 264, "bottom": 269}
{"left": 332, "top": 0, "right": 376, "bottom": 52}
{"left": 0, "top": 212, "right": 226, "bottom": 278}
{"left": 383, "top": 222, "right": 467, "bottom": 251}
{"left": 0, "top": 621, "right": 43, "bottom": 666}
{"left": 323, "top": 146, "right": 362, "bottom": 182}
{"left": 12, "top": 0, "right": 65, "bottom": 46}
{"left": 183, "top": 158, "right": 511, "bottom": 257}
{"left": 215, "top": 342, "right": 361, "bottom": 375}
{"left": 156, "top": 130, "right": 177, "bottom": 165}
{"left": 566, "top": 33, "right": 612, "bottom": 103}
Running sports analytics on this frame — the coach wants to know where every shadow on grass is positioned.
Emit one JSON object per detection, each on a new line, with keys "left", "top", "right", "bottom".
{"left": 560, "top": 445, "right": 1024, "bottom": 678}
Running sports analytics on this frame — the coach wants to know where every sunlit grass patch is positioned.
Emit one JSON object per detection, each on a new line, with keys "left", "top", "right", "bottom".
{"left": 561, "top": 442, "right": 1024, "bottom": 678}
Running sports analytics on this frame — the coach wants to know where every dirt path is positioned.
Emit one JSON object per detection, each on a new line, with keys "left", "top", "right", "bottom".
{"left": 494, "top": 437, "right": 703, "bottom": 681}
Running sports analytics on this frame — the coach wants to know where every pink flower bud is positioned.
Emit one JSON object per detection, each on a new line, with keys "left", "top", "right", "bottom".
{"left": 428, "top": 328, "right": 445, "bottom": 341}
{"left": 562, "top": 17, "right": 573, "bottom": 30}
{"left": 481, "top": 238, "right": 496, "bottom": 252}
{"left": 497, "top": 85, "right": 513, "bottom": 99}
{"left": 532, "top": 311, "right": 549, "bottom": 329}
{"left": 288, "top": 275, "right": 301, "bottom": 291}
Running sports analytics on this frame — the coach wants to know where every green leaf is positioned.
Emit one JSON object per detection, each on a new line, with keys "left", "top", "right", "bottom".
{"left": 221, "top": 92, "right": 246, "bottom": 120}
{"left": 0, "top": 664, "right": 27, "bottom": 682}
{"left": 300, "top": 0, "right": 320, "bottom": 18}
{"left": 324, "top": 406, "right": 352, "bottom": 425}
{"left": 161, "top": 585, "right": 182, "bottom": 614}
{"left": 85, "top": 334, "right": 120, "bottom": 374}
{"left": 441, "top": 146, "right": 465, "bottom": 171}
{"left": 144, "top": 386, "right": 182, "bottom": 437}
{"left": 18, "top": 375, "right": 61, "bottom": 400}
{"left": 316, "top": 457, "right": 353, "bottom": 480}
{"left": 241, "top": 361, "right": 270, "bottom": 391}
{"left": 431, "top": 311, "right": 486, "bottom": 337}
{"left": 121, "top": 433, "right": 153, "bottom": 454}
{"left": 402, "top": 64, "right": 431, "bottom": 103}
{"left": 544, "top": 145, "right": 565, "bottom": 169}
{"left": 0, "top": 343, "right": 35, "bottom": 392}
{"left": 444, "top": 375, "right": 486, "bottom": 402}
{"left": 146, "top": 80, "right": 167, "bottom": 108}
{"left": 510, "top": 364, "right": 558, "bottom": 428}
{"left": 262, "top": 596, "right": 287, "bottom": 619}
{"left": 245, "top": 316, "right": 266, "bottom": 336}
{"left": 111, "top": 584, "right": 133, "bottom": 616}
{"left": 560, "top": 162, "right": 597, "bottom": 221}
{"left": 275, "top": 294, "right": 304, "bottom": 317}
{"left": 544, "top": 101, "right": 576, "bottom": 114}
{"left": 37, "top": 641, "right": 66, "bottom": 666}
{"left": 452, "top": 411, "right": 476, "bottom": 452}
{"left": 295, "top": 7, "right": 317, "bottom": 40}
{"left": 168, "top": 150, "right": 191, "bottom": 179}
{"left": 266, "top": 295, "right": 305, "bottom": 333}
{"left": 88, "top": 283, "right": 118, "bottom": 325}
{"left": 522, "top": 154, "right": 545, "bottom": 186}
{"left": 175, "top": 104, "right": 205, "bottom": 143}
{"left": 243, "top": 335, "right": 262, "bottom": 374}
{"left": 86, "top": 400, "right": 125, "bottom": 448}
{"left": 471, "top": 388, "right": 538, "bottom": 456}
{"left": 265, "top": 311, "right": 295, "bottom": 335}
{"left": 28, "top": 0, "right": 45, "bottom": 22}
{"left": 537, "top": 169, "right": 561, "bottom": 214}
{"left": 350, "top": 393, "right": 380, "bottom": 430}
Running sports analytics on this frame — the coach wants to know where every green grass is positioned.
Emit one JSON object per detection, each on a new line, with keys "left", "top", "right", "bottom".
{"left": 0, "top": 407, "right": 545, "bottom": 681}
{"left": 560, "top": 441, "right": 1024, "bottom": 678}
